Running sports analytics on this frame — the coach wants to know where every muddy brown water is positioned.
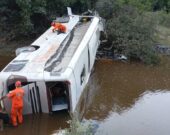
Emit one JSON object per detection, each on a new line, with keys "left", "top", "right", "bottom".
{"left": 0, "top": 56, "right": 13, "bottom": 70}
{"left": 85, "top": 59, "right": 170, "bottom": 135}
{"left": 1, "top": 56, "right": 170, "bottom": 135}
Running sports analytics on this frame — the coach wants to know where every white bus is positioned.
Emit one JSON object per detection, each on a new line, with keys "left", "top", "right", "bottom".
{"left": 0, "top": 8, "right": 104, "bottom": 114}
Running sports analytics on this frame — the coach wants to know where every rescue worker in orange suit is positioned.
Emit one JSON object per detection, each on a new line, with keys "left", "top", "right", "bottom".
{"left": 51, "top": 22, "right": 66, "bottom": 33}
{"left": 0, "top": 81, "right": 24, "bottom": 127}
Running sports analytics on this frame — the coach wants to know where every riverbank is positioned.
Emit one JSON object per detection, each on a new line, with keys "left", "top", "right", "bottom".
{"left": 0, "top": 37, "right": 34, "bottom": 57}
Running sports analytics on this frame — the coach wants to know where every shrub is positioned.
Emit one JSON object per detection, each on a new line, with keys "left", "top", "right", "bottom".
{"left": 95, "top": 0, "right": 160, "bottom": 64}
{"left": 63, "top": 115, "right": 93, "bottom": 135}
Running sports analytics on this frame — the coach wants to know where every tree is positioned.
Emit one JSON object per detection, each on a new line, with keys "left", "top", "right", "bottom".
{"left": 16, "top": 0, "right": 33, "bottom": 34}
{"left": 0, "top": 0, "right": 21, "bottom": 38}
{"left": 118, "top": 0, "right": 153, "bottom": 11}
{"left": 152, "top": 0, "right": 168, "bottom": 12}
{"left": 31, "top": 0, "right": 48, "bottom": 34}
{"left": 95, "top": 0, "right": 120, "bottom": 19}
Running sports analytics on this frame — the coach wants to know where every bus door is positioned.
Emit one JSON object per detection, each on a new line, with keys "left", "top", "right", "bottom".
{"left": 22, "top": 83, "right": 41, "bottom": 114}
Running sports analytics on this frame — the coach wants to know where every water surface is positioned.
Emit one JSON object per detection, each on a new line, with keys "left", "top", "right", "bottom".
{"left": 1, "top": 56, "right": 170, "bottom": 135}
{"left": 85, "top": 60, "right": 170, "bottom": 135}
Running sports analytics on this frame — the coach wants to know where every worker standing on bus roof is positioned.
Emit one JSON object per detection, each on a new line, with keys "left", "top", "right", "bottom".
{"left": 51, "top": 22, "right": 66, "bottom": 33}
{"left": 0, "top": 81, "right": 24, "bottom": 127}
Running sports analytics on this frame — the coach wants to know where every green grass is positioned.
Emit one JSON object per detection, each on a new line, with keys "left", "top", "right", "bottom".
{"left": 147, "top": 11, "right": 170, "bottom": 46}
{"left": 154, "top": 25, "right": 170, "bottom": 45}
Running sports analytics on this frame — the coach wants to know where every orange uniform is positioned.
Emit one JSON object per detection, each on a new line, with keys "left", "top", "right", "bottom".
{"left": 51, "top": 22, "right": 66, "bottom": 33}
{"left": 7, "top": 87, "right": 24, "bottom": 126}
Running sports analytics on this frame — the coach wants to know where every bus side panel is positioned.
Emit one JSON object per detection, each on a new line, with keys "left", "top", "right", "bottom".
{"left": 88, "top": 27, "right": 100, "bottom": 70}
{"left": 73, "top": 46, "right": 89, "bottom": 105}
{"left": 71, "top": 26, "right": 100, "bottom": 111}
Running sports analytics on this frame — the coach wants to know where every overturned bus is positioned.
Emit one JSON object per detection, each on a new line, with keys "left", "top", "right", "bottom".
{"left": 0, "top": 8, "right": 104, "bottom": 115}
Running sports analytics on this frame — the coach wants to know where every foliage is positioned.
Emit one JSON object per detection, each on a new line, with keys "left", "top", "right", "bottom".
{"left": 0, "top": 0, "right": 20, "bottom": 38}
{"left": 0, "top": 0, "right": 48, "bottom": 38}
{"left": 117, "top": 0, "right": 170, "bottom": 12}
{"left": 95, "top": 0, "right": 120, "bottom": 19}
{"left": 152, "top": 0, "right": 170, "bottom": 13}
{"left": 63, "top": 115, "right": 93, "bottom": 135}
{"left": 0, "top": 0, "right": 169, "bottom": 38}
{"left": 0, "top": 0, "right": 167, "bottom": 64}
{"left": 118, "top": 0, "right": 153, "bottom": 11}
{"left": 96, "top": 0, "right": 160, "bottom": 64}
{"left": 0, "top": 0, "right": 97, "bottom": 38}
{"left": 16, "top": 0, "right": 33, "bottom": 34}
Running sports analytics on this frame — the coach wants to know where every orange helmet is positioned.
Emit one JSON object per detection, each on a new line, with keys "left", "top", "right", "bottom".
{"left": 15, "top": 81, "right": 21, "bottom": 87}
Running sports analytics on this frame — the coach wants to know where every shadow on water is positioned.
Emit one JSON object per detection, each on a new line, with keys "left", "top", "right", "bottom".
{"left": 84, "top": 59, "right": 170, "bottom": 135}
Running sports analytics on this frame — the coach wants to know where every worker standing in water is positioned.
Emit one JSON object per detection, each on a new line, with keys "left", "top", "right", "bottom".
{"left": 0, "top": 81, "right": 24, "bottom": 127}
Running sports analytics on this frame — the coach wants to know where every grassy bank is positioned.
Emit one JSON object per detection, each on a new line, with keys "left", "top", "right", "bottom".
{"left": 155, "top": 25, "right": 170, "bottom": 45}
{"left": 150, "top": 11, "right": 170, "bottom": 45}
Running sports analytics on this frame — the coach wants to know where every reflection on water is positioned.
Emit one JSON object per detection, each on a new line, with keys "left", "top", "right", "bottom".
{"left": 85, "top": 60, "right": 170, "bottom": 135}
{"left": 95, "top": 91, "right": 170, "bottom": 135}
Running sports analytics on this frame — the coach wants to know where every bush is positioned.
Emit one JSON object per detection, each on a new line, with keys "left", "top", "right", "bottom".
{"left": 62, "top": 115, "right": 93, "bottom": 135}
{"left": 95, "top": 0, "right": 120, "bottom": 19}
{"left": 95, "top": 0, "right": 160, "bottom": 64}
